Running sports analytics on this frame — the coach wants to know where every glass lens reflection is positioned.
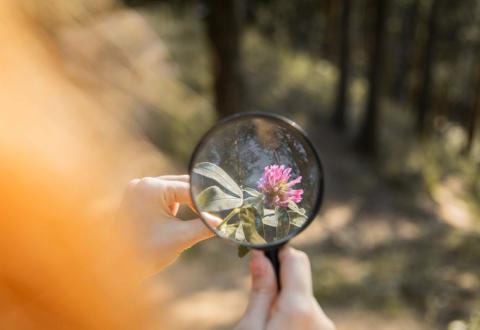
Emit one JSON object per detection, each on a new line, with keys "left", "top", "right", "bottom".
{"left": 190, "top": 115, "right": 321, "bottom": 247}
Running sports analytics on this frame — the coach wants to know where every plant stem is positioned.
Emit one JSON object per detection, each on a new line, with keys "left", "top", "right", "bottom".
{"left": 218, "top": 208, "right": 240, "bottom": 228}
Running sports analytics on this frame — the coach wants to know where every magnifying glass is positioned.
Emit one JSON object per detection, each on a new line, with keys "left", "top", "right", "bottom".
{"left": 189, "top": 112, "right": 324, "bottom": 287}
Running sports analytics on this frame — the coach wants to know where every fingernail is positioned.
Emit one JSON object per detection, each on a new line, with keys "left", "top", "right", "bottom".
{"left": 250, "top": 251, "right": 264, "bottom": 278}
{"left": 201, "top": 212, "right": 222, "bottom": 226}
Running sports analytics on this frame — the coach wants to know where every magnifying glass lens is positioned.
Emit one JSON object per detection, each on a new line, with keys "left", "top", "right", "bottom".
{"left": 190, "top": 113, "right": 323, "bottom": 249}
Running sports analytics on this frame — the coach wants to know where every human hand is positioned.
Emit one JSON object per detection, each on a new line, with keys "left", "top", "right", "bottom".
{"left": 119, "top": 175, "right": 221, "bottom": 274}
{"left": 235, "top": 247, "right": 335, "bottom": 330}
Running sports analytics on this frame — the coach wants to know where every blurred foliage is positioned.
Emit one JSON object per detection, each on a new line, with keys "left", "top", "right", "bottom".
{"left": 243, "top": 31, "right": 337, "bottom": 119}
{"left": 36, "top": 1, "right": 216, "bottom": 164}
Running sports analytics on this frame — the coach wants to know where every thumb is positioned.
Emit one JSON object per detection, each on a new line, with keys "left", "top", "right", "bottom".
{"left": 173, "top": 213, "right": 222, "bottom": 249}
{"left": 236, "top": 250, "right": 277, "bottom": 330}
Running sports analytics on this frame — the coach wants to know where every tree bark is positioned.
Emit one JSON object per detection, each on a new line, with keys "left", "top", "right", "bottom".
{"left": 415, "top": 0, "right": 439, "bottom": 134}
{"left": 205, "top": 0, "right": 243, "bottom": 118}
{"left": 323, "top": 0, "right": 341, "bottom": 61}
{"left": 356, "top": 0, "right": 388, "bottom": 156}
{"left": 465, "top": 55, "right": 480, "bottom": 154}
{"left": 391, "top": 0, "right": 419, "bottom": 102}
{"left": 332, "top": 0, "right": 351, "bottom": 130}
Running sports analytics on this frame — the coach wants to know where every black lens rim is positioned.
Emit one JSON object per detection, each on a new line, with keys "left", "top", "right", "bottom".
{"left": 188, "top": 112, "right": 324, "bottom": 250}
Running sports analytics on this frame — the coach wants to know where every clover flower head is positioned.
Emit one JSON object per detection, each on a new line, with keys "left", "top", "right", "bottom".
{"left": 257, "top": 165, "right": 303, "bottom": 208}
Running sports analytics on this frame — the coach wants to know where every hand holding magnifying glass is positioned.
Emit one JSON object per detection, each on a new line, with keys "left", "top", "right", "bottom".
{"left": 235, "top": 248, "right": 335, "bottom": 330}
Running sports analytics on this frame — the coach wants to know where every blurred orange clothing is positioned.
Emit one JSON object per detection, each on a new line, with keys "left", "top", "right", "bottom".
{"left": 0, "top": 1, "right": 161, "bottom": 329}
{"left": 0, "top": 148, "right": 154, "bottom": 330}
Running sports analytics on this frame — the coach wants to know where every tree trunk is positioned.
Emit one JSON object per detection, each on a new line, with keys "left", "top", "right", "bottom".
{"left": 323, "top": 0, "right": 341, "bottom": 61}
{"left": 391, "top": 0, "right": 419, "bottom": 102}
{"left": 465, "top": 56, "right": 480, "bottom": 154}
{"left": 205, "top": 0, "right": 243, "bottom": 118}
{"left": 356, "top": 0, "right": 388, "bottom": 156}
{"left": 332, "top": 0, "right": 351, "bottom": 130}
{"left": 415, "top": 0, "right": 439, "bottom": 134}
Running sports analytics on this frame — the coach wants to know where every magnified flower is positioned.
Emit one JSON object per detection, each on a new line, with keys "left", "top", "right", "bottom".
{"left": 257, "top": 165, "right": 303, "bottom": 208}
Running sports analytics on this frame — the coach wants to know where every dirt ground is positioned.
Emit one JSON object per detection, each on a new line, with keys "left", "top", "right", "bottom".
{"left": 154, "top": 239, "right": 432, "bottom": 330}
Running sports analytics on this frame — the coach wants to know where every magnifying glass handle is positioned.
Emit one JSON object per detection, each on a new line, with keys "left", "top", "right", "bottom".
{"left": 264, "top": 248, "right": 281, "bottom": 291}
